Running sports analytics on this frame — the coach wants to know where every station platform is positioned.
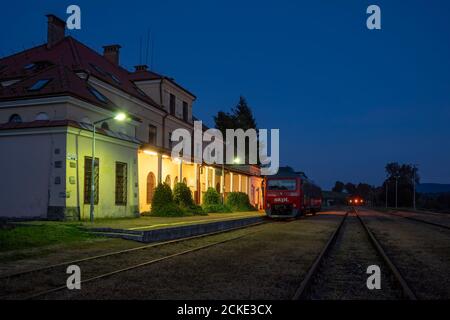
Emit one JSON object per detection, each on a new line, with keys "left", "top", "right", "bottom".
{"left": 84, "top": 211, "right": 266, "bottom": 243}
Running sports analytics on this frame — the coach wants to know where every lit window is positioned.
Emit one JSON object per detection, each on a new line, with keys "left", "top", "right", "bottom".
{"left": 9, "top": 114, "right": 22, "bottom": 123}
{"left": 88, "top": 86, "right": 108, "bottom": 103}
{"left": 28, "top": 79, "right": 51, "bottom": 91}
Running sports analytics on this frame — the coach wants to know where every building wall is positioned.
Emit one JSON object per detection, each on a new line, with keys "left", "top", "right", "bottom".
{"left": 66, "top": 127, "right": 140, "bottom": 220}
{"left": 0, "top": 101, "right": 68, "bottom": 123}
{"left": 0, "top": 128, "right": 67, "bottom": 219}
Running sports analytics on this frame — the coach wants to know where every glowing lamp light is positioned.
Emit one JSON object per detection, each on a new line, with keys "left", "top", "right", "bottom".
{"left": 233, "top": 157, "right": 241, "bottom": 164}
{"left": 114, "top": 112, "right": 127, "bottom": 121}
{"left": 144, "top": 150, "right": 158, "bottom": 156}
{"left": 349, "top": 199, "right": 353, "bottom": 203}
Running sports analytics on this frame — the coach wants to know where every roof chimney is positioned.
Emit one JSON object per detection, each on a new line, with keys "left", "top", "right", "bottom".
{"left": 103, "top": 45, "right": 121, "bottom": 65}
{"left": 134, "top": 65, "right": 149, "bottom": 72}
{"left": 46, "top": 14, "right": 66, "bottom": 48}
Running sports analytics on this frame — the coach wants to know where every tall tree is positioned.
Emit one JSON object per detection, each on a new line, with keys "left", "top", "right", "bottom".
{"left": 232, "top": 96, "right": 257, "bottom": 130}
{"left": 332, "top": 181, "right": 345, "bottom": 193}
{"left": 384, "top": 162, "right": 420, "bottom": 207}
{"left": 214, "top": 96, "right": 258, "bottom": 164}
{"left": 345, "top": 183, "right": 357, "bottom": 195}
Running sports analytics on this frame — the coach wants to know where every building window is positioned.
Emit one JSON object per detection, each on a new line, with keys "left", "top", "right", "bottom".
{"left": 84, "top": 157, "right": 99, "bottom": 204}
{"left": 168, "top": 132, "right": 173, "bottom": 149}
{"left": 9, "top": 114, "right": 22, "bottom": 123}
{"left": 146, "top": 172, "right": 156, "bottom": 204}
{"left": 115, "top": 162, "right": 128, "bottom": 205}
{"left": 88, "top": 86, "right": 108, "bottom": 103}
{"left": 174, "top": 176, "right": 179, "bottom": 187}
{"left": 169, "top": 94, "right": 176, "bottom": 115}
{"left": 35, "top": 112, "right": 49, "bottom": 121}
{"left": 183, "top": 101, "right": 188, "bottom": 122}
{"left": 28, "top": 79, "right": 52, "bottom": 91}
{"left": 101, "top": 122, "right": 110, "bottom": 130}
{"left": 148, "top": 124, "right": 157, "bottom": 145}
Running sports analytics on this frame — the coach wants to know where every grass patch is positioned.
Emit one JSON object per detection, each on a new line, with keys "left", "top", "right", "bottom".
{"left": 0, "top": 223, "right": 95, "bottom": 253}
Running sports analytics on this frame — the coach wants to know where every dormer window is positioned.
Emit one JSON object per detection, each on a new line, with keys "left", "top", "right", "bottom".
{"left": 24, "top": 63, "right": 36, "bottom": 70}
{"left": 89, "top": 63, "right": 106, "bottom": 76}
{"left": 87, "top": 86, "right": 108, "bottom": 103}
{"left": 109, "top": 73, "right": 121, "bottom": 84}
{"left": 28, "top": 79, "right": 52, "bottom": 91}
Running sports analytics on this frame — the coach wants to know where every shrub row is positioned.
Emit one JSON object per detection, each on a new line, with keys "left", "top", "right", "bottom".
{"left": 145, "top": 184, "right": 255, "bottom": 217}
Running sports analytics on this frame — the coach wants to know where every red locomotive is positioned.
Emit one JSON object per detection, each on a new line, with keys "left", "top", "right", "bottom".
{"left": 264, "top": 167, "right": 322, "bottom": 218}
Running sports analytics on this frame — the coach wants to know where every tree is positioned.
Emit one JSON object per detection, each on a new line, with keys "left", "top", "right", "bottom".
{"left": 214, "top": 96, "right": 257, "bottom": 134}
{"left": 232, "top": 96, "right": 257, "bottom": 130}
{"left": 332, "top": 181, "right": 345, "bottom": 193}
{"left": 345, "top": 183, "right": 357, "bottom": 195}
{"left": 214, "top": 96, "right": 258, "bottom": 164}
{"left": 384, "top": 162, "right": 420, "bottom": 207}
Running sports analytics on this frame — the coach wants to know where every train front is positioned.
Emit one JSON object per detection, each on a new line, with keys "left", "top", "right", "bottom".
{"left": 265, "top": 177, "right": 301, "bottom": 218}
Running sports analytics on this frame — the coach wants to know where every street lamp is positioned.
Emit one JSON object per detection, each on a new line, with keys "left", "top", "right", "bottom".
{"left": 89, "top": 112, "right": 127, "bottom": 222}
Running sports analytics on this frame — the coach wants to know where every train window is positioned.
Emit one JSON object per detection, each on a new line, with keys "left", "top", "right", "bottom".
{"left": 267, "top": 179, "right": 297, "bottom": 191}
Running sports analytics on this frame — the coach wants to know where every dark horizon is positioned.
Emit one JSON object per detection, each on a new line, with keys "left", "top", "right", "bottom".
{"left": 1, "top": 0, "right": 450, "bottom": 189}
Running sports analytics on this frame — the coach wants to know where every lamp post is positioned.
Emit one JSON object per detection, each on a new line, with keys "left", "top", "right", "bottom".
{"left": 89, "top": 112, "right": 127, "bottom": 222}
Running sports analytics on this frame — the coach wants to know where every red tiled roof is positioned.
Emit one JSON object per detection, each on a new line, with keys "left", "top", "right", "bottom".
{"left": 0, "top": 36, "right": 162, "bottom": 110}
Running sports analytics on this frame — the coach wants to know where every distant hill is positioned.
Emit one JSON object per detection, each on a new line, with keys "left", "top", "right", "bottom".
{"left": 417, "top": 183, "right": 450, "bottom": 194}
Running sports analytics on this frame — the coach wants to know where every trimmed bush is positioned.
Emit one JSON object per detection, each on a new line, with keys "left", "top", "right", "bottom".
{"left": 203, "top": 187, "right": 221, "bottom": 205}
{"left": 226, "top": 192, "right": 256, "bottom": 212}
{"left": 151, "top": 183, "right": 173, "bottom": 210}
{"left": 151, "top": 202, "right": 185, "bottom": 217}
{"left": 202, "top": 203, "right": 232, "bottom": 214}
{"left": 201, "top": 188, "right": 231, "bottom": 213}
{"left": 150, "top": 183, "right": 184, "bottom": 217}
{"left": 173, "top": 183, "right": 195, "bottom": 207}
{"left": 173, "top": 183, "right": 205, "bottom": 216}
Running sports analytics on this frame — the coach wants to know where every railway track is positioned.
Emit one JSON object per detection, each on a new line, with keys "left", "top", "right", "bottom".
{"left": 0, "top": 220, "right": 267, "bottom": 300}
{"left": 292, "top": 208, "right": 417, "bottom": 300}
{"left": 382, "top": 210, "right": 450, "bottom": 231}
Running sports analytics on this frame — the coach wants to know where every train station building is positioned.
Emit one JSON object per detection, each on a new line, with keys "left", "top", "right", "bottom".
{"left": 0, "top": 14, "right": 264, "bottom": 220}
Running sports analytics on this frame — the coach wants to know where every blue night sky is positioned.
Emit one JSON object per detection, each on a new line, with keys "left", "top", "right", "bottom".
{"left": 1, "top": 0, "right": 450, "bottom": 189}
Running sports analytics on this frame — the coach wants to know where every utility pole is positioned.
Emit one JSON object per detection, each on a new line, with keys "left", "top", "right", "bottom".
{"left": 413, "top": 164, "right": 417, "bottom": 210}
{"left": 385, "top": 182, "right": 388, "bottom": 208}
{"left": 395, "top": 176, "right": 399, "bottom": 209}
